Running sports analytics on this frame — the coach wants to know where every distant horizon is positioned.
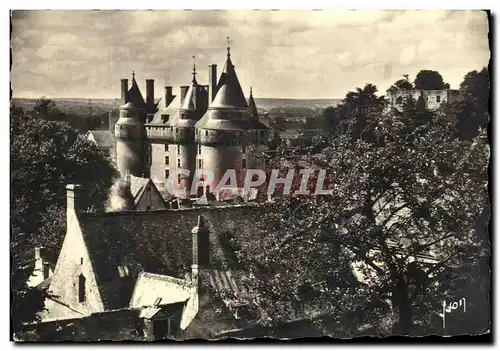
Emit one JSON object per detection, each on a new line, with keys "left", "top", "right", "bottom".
{"left": 11, "top": 10, "right": 488, "bottom": 100}
{"left": 11, "top": 95, "right": 344, "bottom": 102}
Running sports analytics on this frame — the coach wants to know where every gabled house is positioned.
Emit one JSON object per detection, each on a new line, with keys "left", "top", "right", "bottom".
{"left": 38, "top": 184, "right": 266, "bottom": 340}
{"left": 129, "top": 175, "right": 168, "bottom": 211}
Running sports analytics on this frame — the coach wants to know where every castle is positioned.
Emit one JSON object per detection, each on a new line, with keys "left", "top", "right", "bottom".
{"left": 110, "top": 42, "right": 269, "bottom": 199}
{"left": 386, "top": 87, "right": 459, "bottom": 111}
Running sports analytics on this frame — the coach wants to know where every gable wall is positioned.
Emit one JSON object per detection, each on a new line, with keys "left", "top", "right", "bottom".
{"left": 48, "top": 209, "right": 105, "bottom": 318}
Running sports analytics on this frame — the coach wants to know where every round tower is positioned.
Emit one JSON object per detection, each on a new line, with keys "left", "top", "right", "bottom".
{"left": 195, "top": 39, "right": 269, "bottom": 195}
{"left": 164, "top": 57, "right": 208, "bottom": 198}
{"left": 114, "top": 101, "right": 146, "bottom": 177}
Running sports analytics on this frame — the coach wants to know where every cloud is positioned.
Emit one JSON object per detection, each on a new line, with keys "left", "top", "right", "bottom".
{"left": 11, "top": 10, "right": 490, "bottom": 99}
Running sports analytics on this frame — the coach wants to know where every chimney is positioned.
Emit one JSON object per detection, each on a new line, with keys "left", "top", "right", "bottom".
{"left": 146, "top": 79, "right": 155, "bottom": 110}
{"left": 35, "top": 247, "right": 45, "bottom": 261}
{"left": 208, "top": 64, "right": 217, "bottom": 103}
{"left": 121, "top": 79, "right": 129, "bottom": 105}
{"left": 43, "top": 262, "right": 50, "bottom": 280}
{"left": 180, "top": 86, "right": 189, "bottom": 105}
{"left": 66, "top": 184, "right": 83, "bottom": 212}
{"left": 191, "top": 215, "right": 210, "bottom": 281}
{"left": 165, "top": 86, "right": 174, "bottom": 106}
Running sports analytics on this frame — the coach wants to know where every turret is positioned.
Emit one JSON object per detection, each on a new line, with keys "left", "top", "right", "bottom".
{"left": 164, "top": 57, "right": 209, "bottom": 198}
{"left": 194, "top": 38, "right": 268, "bottom": 192}
{"left": 114, "top": 71, "right": 148, "bottom": 177}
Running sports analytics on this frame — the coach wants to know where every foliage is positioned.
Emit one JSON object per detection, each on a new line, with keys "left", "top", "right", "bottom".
{"left": 236, "top": 83, "right": 489, "bottom": 336}
{"left": 437, "top": 68, "right": 489, "bottom": 141}
{"left": 388, "top": 79, "right": 414, "bottom": 92}
{"left": 414, "top": 70, "right": 449, "bottom": 90}
{"left": 334, "top": 83, "right": 386, "bottom": 142}
{"left": 10, "top": 103, "right": 117, "bottom": 331}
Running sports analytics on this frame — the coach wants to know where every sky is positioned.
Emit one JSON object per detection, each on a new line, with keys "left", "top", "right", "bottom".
{"left": 11, "top": 10, "right": 490, "bottom": 100}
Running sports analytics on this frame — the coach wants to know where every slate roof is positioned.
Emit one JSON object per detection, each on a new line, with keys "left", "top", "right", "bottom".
{"left": 77, "top": 205, "right": 264, "bottom": 310}
{"left": 87, "top": 131, "right": 115, "bottom": 149}
{"left": 128, "top": 77, "right": 146, "bottom": 109}
{"left": 130, "top": 271, "right": 191, "bottom": 308}
{"left": 147, "top": 95, "right": 181, "bottom": 126}
{"left": 195, "top": 52, "right": 256, "bottom": 131}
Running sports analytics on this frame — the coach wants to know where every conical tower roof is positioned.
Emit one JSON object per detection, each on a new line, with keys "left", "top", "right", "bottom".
{"left": 128, "top": 71, "right": 146, "bottom": 109}
{"left": 248, "top": 87, "right": 259, "bottom": 119}
{"left": 166, "top": 58, "right": 200, "bottom": 128}
{"left": 195, "top": 41, "right": 253, "bottom": 131}
{"left": 210, "top": 54, "right": 248, "bottom": 109}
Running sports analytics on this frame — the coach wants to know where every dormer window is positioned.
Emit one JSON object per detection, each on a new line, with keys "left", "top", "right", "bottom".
{"left": 436, "top": 95, "right": 441, "bottom": 102}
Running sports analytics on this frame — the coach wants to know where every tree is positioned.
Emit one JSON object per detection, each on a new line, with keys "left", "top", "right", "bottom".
{"left": 414, "top": 70, "right": 449, "bottom": 90}
{"left": 10, "top": 104, "right": 117, "bottom": 332}
{"left": 391, "top": 79, "right": 414, "bottom": 91}
{"left": 237, "top": 95, "right": 489, "bottom": 336}
{"left": 440, "top": 68, "right": 489, "bottom": 141}
{"left": 33, "top": 97, "right": 66, "bottom": 121}
{"left": 335, "top": 84, "right": 386, "bottom": 142}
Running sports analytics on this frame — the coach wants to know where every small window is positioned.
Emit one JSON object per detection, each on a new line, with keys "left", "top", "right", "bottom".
{"left": 205, "top": 130, "right": 208, "bottom": 136}
{"left": 165, "top": 156, "right": 169, "bottom": 165}
{"left": 198, "top": 144, "right": 201, "bottom": 154}
{"left": 177, "top": 145, "right": 181, "bottom": 154}
{"left": 78, "top": 274, "right": 86, "bottom": 303}
{"left": 436, "top": 95, "right": 441, "bottom": 102}
{"left": 80, "top": 258, "right": 83, "bottom": 265}
{"left": 177, "top": 174, "right": 181, "bottom": 183}
{"left": 239, "top": 132, "right": 243, "bottom": 137}
{"left": 242, "top": 159, "right": 247, "bottom": 168}
{"left": 175, "top": 128, "right": 178, "bottom": 134}
{"left": 242, "top": 145, "right": 246, "bottom": 153}
{"left": 177, "top": 159, "right": 181, "bottom": 167}
{"left": 198, "top": 159, "right": 203, "bottom": 169}
{"left": 165, "top": 169, "right": 169, "bottom": 179}
{"left": 164, "top": 144, "right": 169, "bottom": 152}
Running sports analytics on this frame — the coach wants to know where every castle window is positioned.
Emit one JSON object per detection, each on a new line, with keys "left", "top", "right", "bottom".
{"left": 436, "top": 95, "right": 441, "bottom": 102}
{"left": 165, "top": 156, "right": 169, "bottom": 165}
{"left": 198, "top": 144, "right": 201, "bottom": 154}
{"left": 177, "top": 174, "right": 181, "bottom": 183}
{"left": 205, "top": 130, "right": 208, "bottom": 136}
{"left": 177, "top": 158, "right": 181, "bottom": 167}
{"left": 242, "top": 159, "right": 247, "bottom": 169}
{"left": 198, "top": 159, "right": 203, "bottom": 169}
{"left": 78, "top": 274, "right": 86, "bottom": 303}
{"left": 80, "top": 257, "right": 83, "bottom": 265}
{"left": 175, "top": 128, "right": 178, "bottom": 134}
{"left": 164, "top": 144, "right": 169, "bottom": 152}
{"left": 165, "top": 169, "right": 169, "bottom": 179}
{"left": 177, "top": 145, "right": 181, "bottom": 154}
{"left": 242, "top": 145, "right": 246, "bottom": 153}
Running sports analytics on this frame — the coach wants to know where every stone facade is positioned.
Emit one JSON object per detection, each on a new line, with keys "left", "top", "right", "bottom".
{"left": 387, "top": 88, "right": 459, "bottom": 111}
{"left": 114, "top": 45, "right": 270, "bottom": 199}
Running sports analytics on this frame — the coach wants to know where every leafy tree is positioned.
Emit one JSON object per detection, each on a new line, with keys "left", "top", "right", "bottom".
{"left": 236, "top": 95, "right": 489, "bottom": 336}
{"left": 321, "top": 106, "right": 338, "bottom": 130}
{"left": 439, "top": 68, "right": 489, "bottom": 141}
{"left": 414, "top": 70, "right": 449, "bottom": 90}
{"left": 389, "top": 79, "right": 414, "bottom": 92}
{"left": 335, "top": 84, "right": 386, "bottom": 142}
{"left": 33, "top": 97, "right": 66, "bottom": 121}
{"left": 10, "top": 104, "right": 117, "bottom": 332}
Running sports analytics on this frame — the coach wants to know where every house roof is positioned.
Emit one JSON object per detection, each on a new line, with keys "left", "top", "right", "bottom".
{"left": 130, "top": 271, "right": 191, "bottom": 308}
{"left": 148, "top": 94, "right": 181, "bottom": 126}
{"left": 77, "top": 205, "right": 264, "bottom": 310}
{"left": 86, "top": 131, "right": 115, "bottom": 149}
